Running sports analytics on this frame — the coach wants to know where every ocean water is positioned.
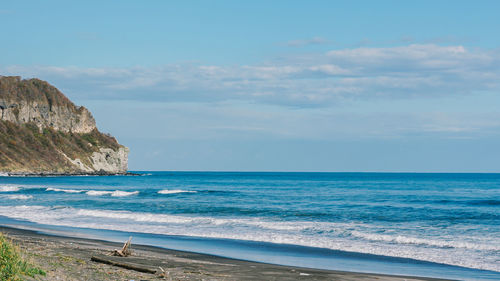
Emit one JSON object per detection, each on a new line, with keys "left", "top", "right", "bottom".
{"left": 0, "top": 172, "right": 499, "bottom": 280}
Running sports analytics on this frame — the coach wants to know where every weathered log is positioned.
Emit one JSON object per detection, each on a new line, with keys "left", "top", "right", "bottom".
{"left": 90, "top": 255, "right": 157, "bottom": 274}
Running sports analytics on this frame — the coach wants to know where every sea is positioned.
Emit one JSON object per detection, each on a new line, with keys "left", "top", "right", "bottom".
{"left": 0, "top": 172, "right": 499, "bottom": 280}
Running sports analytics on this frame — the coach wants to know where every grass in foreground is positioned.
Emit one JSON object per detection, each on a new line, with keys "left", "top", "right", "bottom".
{"left": 0, "top": 233, "right": 45, "bottom": 280}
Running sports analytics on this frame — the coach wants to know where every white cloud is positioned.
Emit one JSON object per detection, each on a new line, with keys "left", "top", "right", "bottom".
{"left": 2, "top": 44, "right": 500, "bottom": 107}
{"left": 328, "top": 44, "right": 467, "bottom": 60}
{"left": 88, "top": 99, "right": 500, "bottom": 142}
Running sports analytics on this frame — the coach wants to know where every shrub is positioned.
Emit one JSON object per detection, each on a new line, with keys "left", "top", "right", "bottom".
{"left": 0, "top": 233, "right": 45, "bottom": 280}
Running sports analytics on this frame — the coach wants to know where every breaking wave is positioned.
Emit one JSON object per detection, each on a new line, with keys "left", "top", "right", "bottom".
{"left": 46, "top": 187, "right": 86, "bottom": 193}
{"left": 158, "top": 189, "right": 197, "bottom": 195}
{"left": 86, "top": 190, "right": 139, "bottom": 197}
{"left": 349, "top": 231, "right": 500, "bottom": 251}
{"left": 0, "top": 205, "right": 497, "bottom": 272}
{"left": 0, "top": 185, "right": 20, "bottom": 192}
{"left": 44, "top": 187, "right": 138, "bottom": 197}
{"left": 5, "top": 195, "right": 33, "bottom": 200}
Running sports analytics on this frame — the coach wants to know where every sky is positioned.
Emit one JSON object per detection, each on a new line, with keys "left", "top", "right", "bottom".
{"left": 1, "top": 0, "right": 500, "bottom": 172}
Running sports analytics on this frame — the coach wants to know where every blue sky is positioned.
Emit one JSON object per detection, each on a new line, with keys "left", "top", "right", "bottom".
{"left": 2, "top": 0, "right": 500, "bottom": 172}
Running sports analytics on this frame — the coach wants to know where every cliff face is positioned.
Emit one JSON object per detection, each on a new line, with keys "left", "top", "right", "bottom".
{"left": 0, "top": 76, "right": 129, "bottom": 175}
{"left": 0, "top": 76, "right": 96, "bottom": 133}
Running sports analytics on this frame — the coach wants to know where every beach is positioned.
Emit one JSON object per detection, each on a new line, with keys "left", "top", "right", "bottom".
{"left": 0, "top": 172, "right": 499, "bottom": 280}
{"left": 2, "top": 2, "right": 500, "bottom": 280}
{"left": 1, "top": 226, "right": 449, "bottom": 281}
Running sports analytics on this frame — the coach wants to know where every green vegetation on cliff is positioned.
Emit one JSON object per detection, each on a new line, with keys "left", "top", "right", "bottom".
{"left": 0, "top": 121, "right": 120, "bottom": 173}
{"left": 0, "top": 76, "right": 74, "bottom": 110}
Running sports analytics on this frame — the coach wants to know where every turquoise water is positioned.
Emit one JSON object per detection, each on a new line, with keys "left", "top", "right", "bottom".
{"left": 0, "top": 172, "right": 499, "bottom": 280}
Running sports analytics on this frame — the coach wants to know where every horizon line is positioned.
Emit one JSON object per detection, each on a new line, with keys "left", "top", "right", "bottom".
{"left": 129, "top": 170, "right": 500, "bottom": 174}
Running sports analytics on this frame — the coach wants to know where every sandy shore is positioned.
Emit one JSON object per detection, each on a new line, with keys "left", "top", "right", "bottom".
{"left": 0, "top": 226, "right": 449, "bottom": 281}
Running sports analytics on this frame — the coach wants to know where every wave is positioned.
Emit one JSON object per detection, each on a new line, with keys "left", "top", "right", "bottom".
{"left": 158, "top": 189, "right": 197, "bottom": 195}
{"left": 44, "top": 187, "right": 138, "bottom": 197}
{"left": 5, "top": 195, "right": 33, "bottom": 200}
{"left": 468, "top": 199, "right": 500, "bottom": 206}
{"left": 349, "top": 231, "right": 500, "bottom": 251}
{"left": 2, "top": 205, "right": 497, "bottom": 250}
{"left": 436, "top": 199, "right": 500, "bottom": 207}
{"left": 0, "top": 185, "right": 20, "bottom": 192}
{"left": 46, "top": 187, "right": 86, "bottom": 193}
{"left": 0, "top": 205, "right": 497, "bottom": 272}
{"left": 86, "top": 190, "right": 139, "bottom": 197}
{"left": 111, "top": 191, "right": 139, "bottom": 197}
{"left": 86, "top": 190, "right": 112, "bottom": 196}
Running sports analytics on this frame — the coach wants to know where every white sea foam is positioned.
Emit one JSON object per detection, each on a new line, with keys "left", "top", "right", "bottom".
{"left": 46, "top": 187, "right": 86, "bottom": 193}
{"left": 76, "top": 209, "right": 208, "bottom": 224}
{"left": 0, "top": 185, "right": 20, "bottom": 192}
{"left": 350, "top": 231, "right": 500, "bottom": 251}
{"left": 45, "top": 188, "right": 138, "bottom": 197}
{"left": 85, "top": 190, "right": 112, "bottom": 196}
{"left": 158, "top": 189, "right": 197, "bottom": 194}
{"left": 111, "top": 191, "right": 139, "bottom": 197}
{"left": 6, "top": 195, "right": 33, "bottom": 200}
{"left": 86, "top": 190, "right": 139, "bottom": 197}
{"left": 0, "top": 205, "right": 497, "bottom": 272}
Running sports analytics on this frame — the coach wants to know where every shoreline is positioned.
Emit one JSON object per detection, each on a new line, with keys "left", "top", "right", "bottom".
{"left": 0, "top": 171, "right": 141, "bottom": 177}
{"left": 0, "top": 225, "right": 449, "bottom": 281}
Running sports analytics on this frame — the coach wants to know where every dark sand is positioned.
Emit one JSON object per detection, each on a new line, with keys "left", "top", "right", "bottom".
{"left": 0, "top": 226, "right": 450, "bottom": 281}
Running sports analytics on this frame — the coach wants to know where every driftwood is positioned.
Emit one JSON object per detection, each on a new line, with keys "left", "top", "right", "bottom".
{"left": 158, "top": 266, "right": 169, "bottom": 278}
{"left": 113, "top": 236, "right": 132, "bottom": 257}
{"left": 90, "top": 255, "right": 157, "bottom": 274}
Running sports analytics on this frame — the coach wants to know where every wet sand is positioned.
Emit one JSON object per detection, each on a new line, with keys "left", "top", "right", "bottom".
{"left": 1, "top": 226, "right": 450, "bottom": 281}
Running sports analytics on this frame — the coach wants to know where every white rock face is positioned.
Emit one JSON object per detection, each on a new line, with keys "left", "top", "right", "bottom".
{"left": 90, "top": 147, "right": 130, "bottom": 174}
{"left": 0, "top": 100, "right": 96, "bottom": 133}
{"left": 58, "top": 151, "right": 94, "bottom": 173}
{"left": 58, "top": 147, "right": 129, "bottom": 174}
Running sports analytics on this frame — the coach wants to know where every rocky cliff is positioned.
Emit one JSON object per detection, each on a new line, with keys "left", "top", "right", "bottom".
{"left": 0, "top": 76, "right": 129, "bottom": 175}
